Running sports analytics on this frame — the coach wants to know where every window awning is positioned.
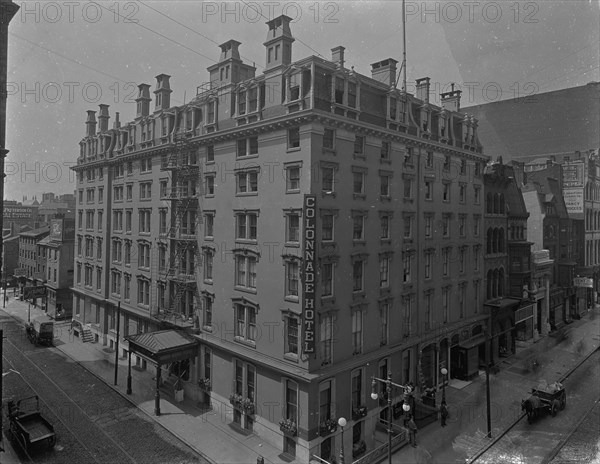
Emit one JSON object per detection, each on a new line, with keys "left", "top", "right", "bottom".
{"left": 126, "top": 330, "right": 199, "bottom": 365}
{"left": 459, "top": 334, "right": 486, "bottom": 350}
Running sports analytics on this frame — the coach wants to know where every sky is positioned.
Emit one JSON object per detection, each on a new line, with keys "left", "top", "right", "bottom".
{"left": 4, "top": 0, "right": 599, "bottom": 201}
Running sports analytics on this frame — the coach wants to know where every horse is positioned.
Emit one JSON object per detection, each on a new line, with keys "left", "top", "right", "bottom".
{"left": 521, "top": 395, "right": 542, "bottom": 423}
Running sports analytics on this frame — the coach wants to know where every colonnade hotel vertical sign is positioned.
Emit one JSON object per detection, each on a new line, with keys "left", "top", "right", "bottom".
{"left": 302, "top": 195, "right": 316, "bottom": 353}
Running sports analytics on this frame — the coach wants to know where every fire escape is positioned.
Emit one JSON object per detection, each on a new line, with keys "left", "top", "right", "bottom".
{"left": 151, "top": 138, "right": 201, "bottom": 331}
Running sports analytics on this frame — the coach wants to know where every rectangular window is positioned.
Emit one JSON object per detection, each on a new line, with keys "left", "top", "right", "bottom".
{"left": 322, "top": 167, "right": 335, "bottom": 193}
{"left": 444, "top": 155, "right": 451, "bottom": 171}
{"left": 139, "top": 182, "right": 152, "bottom": 200}
{"left": 319, "top": 381, "right": 333, "bottom": 423}
{"left": 474, "top": 216, "right": 480, "bottom": 236}
{"left": 443, "top": 182, "right": 450, "bottom": 201}
{"left": 236, "top": 212, "right": 258, "bottom": 241}
{"left": 126, "top": 184, "right": 133, "bottom": 201}
{"left": 137, "top": 279, "right": 150, "bottom": 306}
{"left": 354, "top": 135, "right": 364, "bottom": 155}
{"left": 323, "top": 128, "right": 335, "bottom": 150}
{"left": 459, "top": 183, "right": 466, "bottom": 203}
{"left": 380, "top": 175, "right": 390, "bottom": 197}
{"left": 403, "top": 254, "right": 411, "bottom": 283}
{"left": 474, "top": 186, "right": 481, "bottom": 205}
{"left": 322, "top": 214, "right": 334, "bottom": 241}
{"left": 443, "top": 248, "right": 449, "bottom": 276}
{"left": 204, "top": 249, "right": 213, "bottom": 281}
{"left": 203, "top": 297, "right": 213, "bottom": 328}
{"left": 235, "top": 255, "right": 257, "bottom": 289}
{"left": 352, "top": 260, "right": 363, "bottom": 292}
{"left": 380, "top": 141, "right": 390, "bottom": 160}
{"left": 348, "top": 82, "right": 357, "bottom": 108}
{"left": 459, "top": 248, "right": 465, "bottom": 273}
{"left": 426, "top": 151, "right": 433, "bottom": 168}
{"left": 140, "top": 157, "right": 152, "bottom": 172}
{"left": 404, "top": 178, "right": 413, "bottom": 199}
{"left": 285, "top": 261, "right": 299, "bottom": 298}
{"left": 321, "top": 262, "right": 333, "bottom": 297}
{"left": 442, "top": 287, "right": 449, "bottom": 323}
{"left": 285, "top": 317, "right": 299, "bottom": 356}
{"left": 425, "top": 251, "right": 432, "bottom": 279}
{"left": 352, "top": 311, "right": 362, "bottom": 354}
{"left": 425, "top": 215, "right": 432, "bottom": 238}
{"left": 379, "top": 302, "right": 389, "bottom": 346}
{"left": 320, "top": 316, "right": 333, "bottom": 364}
{"left": 124, "top": 241, "right": 131, "bottom": 265}
{"left": 425, "top": 180, "right": 433, "bottom": 200}
{"left": 125, "top": 210, "right": 132, "bottom": 233}
{"left": 351, "top": 370, "right": 362, "bottom": 409}
{"left": 380, "top": 215, "right": 390, "bottom": 240}
{"left": 138, "top": 243, "right": 150, "bottom": 268}
{"left": 123, "top": 274, "right": 130, "bottom": 300}
{"left": 353, "top": 215, "right": 364, "bottom": 240}
{"left": 459, "top": 216, "right": 466, "bottom": 236}
{"left": 139, "top": 210, "right": 151, "bottom": 233}
{"left": 379, "top": 256, "right": 389, "bottom": 288}
{"left": 442, "top": 215, "right": 450, "bottom": 237}
{"left": 286, "top": 213, "right": 300, "bottom": 243}
{"left": 353, "top": 172, "right": 364, "bottom": 195}
{"left": 206, "top": 145, "right": 215, "bottom": 162}
{"left": 237, "top": 137, "right": 259, "bottom": 157}
{"left": 286, "top": 380, "right": 298, "bottom": 422}
{"left": 237, "top": 171, "right": 258, "bottom": 194}
{"left": 205, "top": 176, "right": 215, "bottom": 196}
{"left": 235, "top": 304, "right": 257, "bottom": 342}
{"left": 404, "top": 216, "right": 412, "bottom": 239}
{"left": 288, "top": 127, "right": 300, "bottom": 149}
{"left": 286, "top": 166, "right": 300, "bottom": 192}
{"left": 334, "top": 77, "right": 344, "bottom": 104}
{"left": 159, "top": 209, "right": 168, "bottom": 235}
{"left": 204, "top": 213, "right": 214, "bottom": 238}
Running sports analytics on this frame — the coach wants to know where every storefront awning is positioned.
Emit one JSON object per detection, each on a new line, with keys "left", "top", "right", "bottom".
{"left": 459, "top": 334, "right": 486, "bottom": 350}
{"left": 126, "top": 330, "right": 199, "bottom": 365}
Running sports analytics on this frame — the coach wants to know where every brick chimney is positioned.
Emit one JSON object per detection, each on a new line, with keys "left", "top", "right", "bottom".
{"left": 113, "top": 112, "right": 121, "bottom": 129}
{"left": 441, "top": 84, "right": 461, "bottom": 112}
{"left": 416, "top": 77, "right": 430, "bottom": 103}
{"left": 98, "top": 104, "right": 109, "bottom": 132}
{"left": 85, "top": 110, "right": 96, "bottom": 136}
{"left": 135, "top": 83, "right": 151, "bottom": 118}
{"left": 371, "top": 59, "right": 398, "bottom": 87}
{"left": 332, "top": 46, "right": 345, "bottom": 68}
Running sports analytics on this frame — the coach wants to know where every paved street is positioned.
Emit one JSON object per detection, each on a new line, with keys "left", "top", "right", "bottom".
{"left": 1, "top": 311, "right": 206, "bottom": 464}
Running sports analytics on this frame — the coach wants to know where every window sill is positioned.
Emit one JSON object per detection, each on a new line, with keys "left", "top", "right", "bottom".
{"left": 286, "top": 147, "right": 301, "bottom": 153}
{"left": 284, "top": 242, "right": 300, "bottom": 248}
{"left": 236, "top": 154, "right": 259, "bottom": 161}
{"left": 234, "top": 337, "right": 256, "bottom": 348}
{"left": 234, "top": 286, "right": 257, "bottom": 295}
{"left": 284, "top": 296, "right": 299, "bottom": 303}
{"left": 283, "top": 353, "right": 299, "bottom": 363}
{"left": 322, "top": 148, "right": 336, "bottom": 155}
{"left": 235, "top": 238, "right": 258, "bottom": 245}
{"left": 202, "top": 326, "right": 213, "bottom": 333}
{"left": 379, "top": 195, "right": 391, "bottom": 202}
{"left": 286, "top": 189, "right": 300, "bottom": 195}
{"left": 353, "top": 193, "right": 366, "bottom": 200}
{"left": 321, "top": 191, "right": 336, "bottom": 198}
{"left": 353, "top": 154, "right": 366, "bottom": 160}
{"left": 236, "top": 192, "right": 259, "bottom": 197}
{"left": 203, "top": 279, "right": 213, "bottom": 285}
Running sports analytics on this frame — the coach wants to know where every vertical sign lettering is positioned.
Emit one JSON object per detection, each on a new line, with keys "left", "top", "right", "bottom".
{"left": 302, "top": 195, "right": 316, "bottom": 353}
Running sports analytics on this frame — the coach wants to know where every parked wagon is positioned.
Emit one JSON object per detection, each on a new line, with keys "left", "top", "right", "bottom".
{"left": 6, "top": 396, "right": 56, "bottom": 452}
{"left": 25, "top": 317, "right": 54, "bottom": 346}
{"left": 521, "top": 382, "right": 566, "bottom": 423}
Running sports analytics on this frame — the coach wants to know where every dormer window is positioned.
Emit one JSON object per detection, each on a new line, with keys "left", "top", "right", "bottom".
{"left": 249, "top": 88, "right": 258, "bottom": 112}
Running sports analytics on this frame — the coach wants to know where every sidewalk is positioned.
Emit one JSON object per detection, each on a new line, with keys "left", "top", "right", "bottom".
{"left": 0, "top": 295, "right": 292, "bottom": 464}
{"left": 2, "top": 293, "right": 599, "bottom": 464}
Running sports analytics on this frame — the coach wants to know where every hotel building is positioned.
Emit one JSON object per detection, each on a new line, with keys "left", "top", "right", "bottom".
{"left": 72, "top": 16, "right": 488, "bottom": 462}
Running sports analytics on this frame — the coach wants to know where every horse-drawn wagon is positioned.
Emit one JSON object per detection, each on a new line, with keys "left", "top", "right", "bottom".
{"left": 6, "top": 396, "right": 56, "bottom": 452}
{"left": 521, "top": 381, "right": 566, "bottom": 423}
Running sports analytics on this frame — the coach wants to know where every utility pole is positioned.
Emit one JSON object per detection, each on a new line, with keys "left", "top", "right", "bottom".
{"left": 485, "top": 322, "right": 492, "bottom": 438}
{"left": 1, "top": 329, "right": 4, "bottom": 452}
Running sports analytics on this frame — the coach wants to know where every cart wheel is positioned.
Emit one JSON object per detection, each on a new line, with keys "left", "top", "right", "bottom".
{"left": 551, "top": 400, "right": 559, "bottom": 416}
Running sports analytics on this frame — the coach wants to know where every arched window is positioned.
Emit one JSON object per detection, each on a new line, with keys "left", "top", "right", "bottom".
{"left": 487, "top": 270, "right": 493, "bottom": 299}
{"left": 487, "top": 228, "right": 493, "bottom": 254}
{"left": 498, "top": 228, "right": 505, "bottom": 252}
{"left": 498, "top": 267, "right": 505, "bottom": 296}
{"left": 486, "top": 193, "right": 493, "bottom": 214}
{"left": 493, "top": 193, "right": 500, "bottom": 214}
{"left": 499, "top": 194, "right": 505, "bottom": 214}
{"left": 492, "top": 269, "right": 499, "bottom": 298}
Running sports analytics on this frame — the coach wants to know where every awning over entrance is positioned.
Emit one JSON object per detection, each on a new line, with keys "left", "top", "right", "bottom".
{"left": 459, "top": 334, "right": 486, "bottom": 350}
{"left": 126, "top": 330, "right": 199, "bottom": 365}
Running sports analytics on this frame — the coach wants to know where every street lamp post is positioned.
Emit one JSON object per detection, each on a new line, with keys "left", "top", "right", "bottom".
{"left": 371, "top": 372, "right": 412, "bottom": 464}
{"left": 338, "top": 417, "right": 347, "bottom": 464}
{"left": 440, "top": 367, "right": 448, "bottom": 403}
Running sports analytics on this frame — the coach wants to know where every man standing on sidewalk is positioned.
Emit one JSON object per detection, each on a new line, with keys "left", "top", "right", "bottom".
{"left": 408, "top": 415, "right": 418, "bottom": 447}
{"left": 440, "top": 400, "right": 449, "bottom": 427}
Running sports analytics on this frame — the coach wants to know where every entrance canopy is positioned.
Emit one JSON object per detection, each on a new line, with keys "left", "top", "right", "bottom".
{"left": 126, "top": 330, "right": 198, "bottom": 365}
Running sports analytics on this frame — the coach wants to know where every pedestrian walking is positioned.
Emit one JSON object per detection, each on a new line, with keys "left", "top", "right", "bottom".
{"left": 407, "top": 416, "right": 418, "bottom": 447}
{"left": 440, "top": 400, "right": 448, "bottom": 427}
